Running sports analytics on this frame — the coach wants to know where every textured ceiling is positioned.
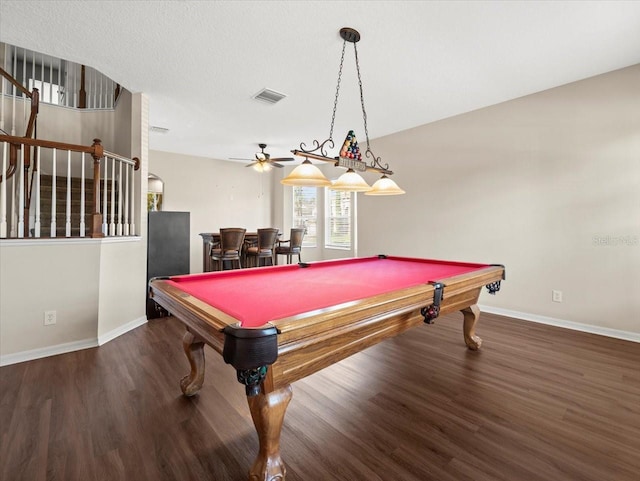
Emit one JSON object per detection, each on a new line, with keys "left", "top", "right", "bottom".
{"left": 2, "top": 1, "right": 640, "bottom": 163}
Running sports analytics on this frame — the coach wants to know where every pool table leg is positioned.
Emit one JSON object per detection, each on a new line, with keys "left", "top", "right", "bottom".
{"left": 180, "top": 329, "right": 205, "bottom": 396}
{"left": 462, "top": 304, "right": 483, "bottom": 351}
{"left": 247, "top": 384, "right": 293, "bottom": 481}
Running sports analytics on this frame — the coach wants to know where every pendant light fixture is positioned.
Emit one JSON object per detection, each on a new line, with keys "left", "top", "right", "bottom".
{"left": 282, "top": 27, "right": 405, "bottom": 195}
{"left": 280, "top": 158, "right": 331, "bottom": 186}
{"left": 365, "top": 175, "right": 406, "bottom": 195}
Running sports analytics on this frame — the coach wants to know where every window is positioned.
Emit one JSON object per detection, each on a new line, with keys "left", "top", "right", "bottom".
{"left": 292, "top": 186, "right": 317, "bottom": 247}
{"left": 325, "top": 189, "right": 352, "bottom": 249}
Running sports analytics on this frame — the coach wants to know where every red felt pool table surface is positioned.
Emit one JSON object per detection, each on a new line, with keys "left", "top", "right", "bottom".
{"left": 166, "top": 256, "right": 491, "bottom": 328}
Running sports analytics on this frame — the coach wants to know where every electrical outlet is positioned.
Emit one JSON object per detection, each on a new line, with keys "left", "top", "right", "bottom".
{"left": 44, "top": 310, "right": 57, "bottom": 325}
{"left": 552, "top": 290, "right": 563, "bottom": 303}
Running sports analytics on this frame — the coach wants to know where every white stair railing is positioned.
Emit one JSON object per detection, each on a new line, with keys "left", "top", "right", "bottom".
{"left": 0, "top": 135, "right": 139, "bottom": 239}
{"left": 1, "top": 42, "right": 120, "bottom": 114}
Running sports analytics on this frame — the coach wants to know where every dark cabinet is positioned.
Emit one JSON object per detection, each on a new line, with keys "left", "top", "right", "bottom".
{"left": 146, "top": 211, "right": 190, "bottom": 318}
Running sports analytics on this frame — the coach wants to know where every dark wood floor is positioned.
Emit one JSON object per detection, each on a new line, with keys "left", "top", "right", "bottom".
{"left": 1, "top": 311, "right": 639, "bottom": 481}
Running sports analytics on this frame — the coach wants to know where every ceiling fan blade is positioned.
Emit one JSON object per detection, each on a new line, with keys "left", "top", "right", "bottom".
{"left": 245, "top": 161, "right": 260, "bottom": 167}
{"left": 269, "top": 157, "right": 295, "bottom": 162}
{"left": 271, "top": 162, "right": 285, "bottom": 168}
{"left": 230, "top": 157, "right": 254, "bottom": 161}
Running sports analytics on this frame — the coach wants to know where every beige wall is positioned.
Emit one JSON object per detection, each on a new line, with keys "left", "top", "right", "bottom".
{"left": 2, "top": 97, "right": 116, "bottom": 149}
{"left": 358, "top": 65, "right": 640, "bottom": 334}
{"left": 148, "top": 150, "right": 274, "bottom": 273}
{"left": 97, "top": 93, "right": 148, "bottom": 338}
{"left": 0, "top": 242, "right": 101, "bottom": 353}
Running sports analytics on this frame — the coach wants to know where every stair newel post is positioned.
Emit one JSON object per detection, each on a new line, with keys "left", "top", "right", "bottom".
{"left": 89, "top": 138, "right": 104, "bottom": 238}
{"left": 79, "top": 65, "right": 87, "bottom": 109}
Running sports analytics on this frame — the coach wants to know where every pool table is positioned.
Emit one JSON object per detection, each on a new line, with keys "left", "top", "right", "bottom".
{"left": 148, "top": 255, "right": 505, "bottom": 481}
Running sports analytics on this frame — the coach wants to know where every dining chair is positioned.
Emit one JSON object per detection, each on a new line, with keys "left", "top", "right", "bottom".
{"left": 210, "top": 228, "right": 246, "bottom": 270}
{"left": 275, "top": 227, "right": 305, "bottom": 265}
{"left": 244, "top": 228, "right": 279, "bottom": 267}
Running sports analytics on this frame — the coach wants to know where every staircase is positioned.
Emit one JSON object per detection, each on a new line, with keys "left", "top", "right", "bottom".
{"left": 37, "top": 174, "right": 118, "bottom": 237}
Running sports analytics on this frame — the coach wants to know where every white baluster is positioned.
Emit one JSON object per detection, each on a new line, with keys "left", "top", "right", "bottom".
{"left": 96, "top": 157, "right": 100, "bottom": 215}
{"left": 49, "top": 60, "right": 53, "bottom": 104}
{"left": 102, "top": 155, "right": 108, "bottom": 235}
{"left": 31, "top": 51, "right": 35, "bottom": 98}
{"left": 65, "top": 150, "right": 71, "bottom": 237}
{"left": 17, "top": 146, "right": 24, "bottom": 238}
{"left": 0, "top": 142, "right": 7, "bottom": 238}
{"left": 57, "top": 57, "right": 62, "bottom": 106}
{"left": 9, "top": 157, "right": 16, "bottom": 237}
{"left": 110, "top": 156, "right": 116, "bottom": 236}
{"left": 117, "top": 160, "right": 123, "bottom": 235}
{"left": 92, "top": 68, "right": 97, "bottom": 109}
{"left": 22, "top": 49, "right": 27, "bottom": 124}
{"left": 34, "top": 146, "right": 41, "bottom": 238}
{"left": 51, "top": 148, "right": 56, "bottom": 237}
{"left": 31, "top": 51, "right": 35, "bottom": 96}
{"left": 123, "top": 165, "right": 129, "bottom": 236}
{"left": 107, "top": 78, "right": 113, "bottom": 109}
{"left": 41, "top": 53, "right": 45, "bottom": 101}
{"left": 130, "top": 164, "right": 135, "bottom": 236}
{"left": 80, "top": 152, "right": 85, "bottom": 237}
{"left": 11, "top": 49, "right": 16, "bottom": 136}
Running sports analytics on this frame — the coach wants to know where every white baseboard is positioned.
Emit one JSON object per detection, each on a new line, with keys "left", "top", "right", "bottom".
{"left": 0, "top": 338, "right": 98, "bottom": 367}
{"left": 479, "top": 305, "right": 640, "bottom": 343}
{"left": 98, "top": 316, "right": 147, "bottom": 346}
{"left": 3, "top": 308, "right": 637, "bottom": 367}
{"left": 0, "top": 316, "right": 148, "bottom": 367}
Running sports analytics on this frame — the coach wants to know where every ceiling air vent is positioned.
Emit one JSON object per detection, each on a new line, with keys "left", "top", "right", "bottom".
{"left": 253, "top": 88, "right": 287, "bottom": 105}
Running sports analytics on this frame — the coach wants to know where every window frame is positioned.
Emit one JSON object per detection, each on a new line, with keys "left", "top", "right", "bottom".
{"left": 292, "top": 186, "right": 318, "bottom": 248}
{"left": 324, "top": 188, "right": 353, "bottom": 250}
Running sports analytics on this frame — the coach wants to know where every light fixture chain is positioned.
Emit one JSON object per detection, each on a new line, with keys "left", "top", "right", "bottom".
{"left": 329, "top": 39, "right": 347, "bottom": 142}
{"left": 353, "top": 42, "right": 370, "bottom": 147}
{"left": 354, "top": 41, "right": 388, "bottom": 172}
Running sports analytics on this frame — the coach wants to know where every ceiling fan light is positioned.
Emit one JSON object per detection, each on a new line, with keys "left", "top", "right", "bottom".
{"left": 330, "top": 169, "right": 371, "bottom": 192}
{"left": 281, "top": 159, "right": 331, "bottom": 186}
{"left": 364, "top": 175, "right": 406, "bottom": 195}
{"left": 253, "top": 162, "right": 272, "bottom": 173}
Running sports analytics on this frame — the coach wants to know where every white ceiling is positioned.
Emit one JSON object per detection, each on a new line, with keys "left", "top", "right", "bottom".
{"left": 2, "top": 1, "right": 640, "bottom": 163}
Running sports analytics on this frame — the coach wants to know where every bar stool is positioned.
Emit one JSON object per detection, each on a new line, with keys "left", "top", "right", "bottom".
{"left": 275, "top": 228, "right": 305, "bottom": 265}
{"left": 210, "top": 228, "right": 246, "bottom": 270}
{"left": 245, "top": 228, "right": 279, "bottom": 267}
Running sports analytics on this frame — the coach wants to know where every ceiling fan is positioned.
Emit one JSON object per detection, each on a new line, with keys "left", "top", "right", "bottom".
{"left": 231, "top": 143, "right": 295, "bottom": 172}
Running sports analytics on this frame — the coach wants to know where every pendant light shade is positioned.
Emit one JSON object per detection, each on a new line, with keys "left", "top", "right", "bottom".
{"left": 281, "top": 159, "right": 331, "bottom": 187}
{"left": 330, "top": 169, "right": 372, "bottom": 192}
{"left": 364, "top": 175, "right": 406, "bottom": 196}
